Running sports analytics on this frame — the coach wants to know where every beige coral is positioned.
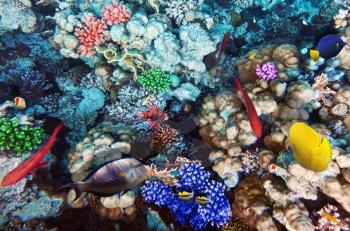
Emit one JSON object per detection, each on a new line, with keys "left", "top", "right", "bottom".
{"left": 88, "top": 193, "right": 137, "bottom": 222}
{"left": 320, "top": 177, "right": 350, "bottom": 212}
{"left": 272, "top": 103, "right": 309, "bottom": 121}
{"left": 236, "top": 44, "right": 298, "bottom": 83}
{"left": 334, "top": 86, "right": 350, "bottom": 106}
{"left": 339, "top": 28, "right": 350, "bottom": 70}
{"left": 273, "top": 202, "right": 314, "bottom": 231}
{"left": 196, "top": 91, "right": 257, "bottom": 151}
{"left": 272, "top": 44, "right": 299, "bottom": 68}
{"left": 285, "top": 80, "right": 315, "bottom": 109}
{"left": 232, "top": 176, "right": 278, "bottom": 231}
{"left": 210, "top": 152, "right": 241, "bottom": 188}
{"left": 68, "top": 122, "right": 134, "bottom": 182}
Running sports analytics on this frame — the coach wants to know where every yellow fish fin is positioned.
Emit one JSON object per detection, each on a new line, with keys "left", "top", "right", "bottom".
{"left": 289, "top": 123, "right": 321, "bottom": 170}
{"left": 336, "top": 43, "right": 339, "bottom": 50}
{"left": 310, "top": 49, "right": 319, "bottom": 62}
{"left": 312, "top": 136, "right": 332, "bottom": 171}
{"left": 249, "top": 54, "right": 255, "bottom": 60}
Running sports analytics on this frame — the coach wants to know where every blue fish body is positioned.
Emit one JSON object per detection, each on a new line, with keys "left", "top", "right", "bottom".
{"left": 318, "top": 35, "right": 346, "bottom": 59}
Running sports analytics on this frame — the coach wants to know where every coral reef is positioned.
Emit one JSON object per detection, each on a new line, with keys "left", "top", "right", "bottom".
{"left": 2, "top": 0, "right": 350, "bottom": 229}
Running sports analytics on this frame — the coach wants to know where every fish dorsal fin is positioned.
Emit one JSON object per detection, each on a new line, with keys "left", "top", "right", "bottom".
{"left": 319, "top": 136, "right": 332, "bottom": 163}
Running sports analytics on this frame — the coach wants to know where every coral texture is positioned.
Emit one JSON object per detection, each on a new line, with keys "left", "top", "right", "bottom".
{"left": 74, "top": 14, "right": 107, "bottom": 56}
{"left": 101, "top": 2, "right": 131, "bottom": 25}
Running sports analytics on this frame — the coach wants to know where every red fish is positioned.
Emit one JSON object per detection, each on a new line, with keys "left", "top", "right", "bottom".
{"left": 1, "top": 123, "right": 64, "bottom": 187}
{"left": 216, "top": 32, "right": 230, "bottom": 65}
{"left": 233, "top": 78, "right": 262, "bottom": 138}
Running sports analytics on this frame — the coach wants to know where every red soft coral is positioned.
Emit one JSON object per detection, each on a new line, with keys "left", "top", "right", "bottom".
{"left": 74, "top": 14, "right": 107, "bottom": 57}
{"left": 101, "top": 2, "right": 131, "bottom": 25}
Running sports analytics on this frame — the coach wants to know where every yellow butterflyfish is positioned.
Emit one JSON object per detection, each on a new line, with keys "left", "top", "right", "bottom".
{"left": 289, "top": 122, "right": 332, "bottom": 172}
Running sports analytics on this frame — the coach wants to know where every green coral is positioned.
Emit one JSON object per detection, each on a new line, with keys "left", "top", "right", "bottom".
{"left": 139, "top": 68, "right": 171, "bottom": 93}
{"left": 0, "top": 117, "right": 44, "bottom": 155}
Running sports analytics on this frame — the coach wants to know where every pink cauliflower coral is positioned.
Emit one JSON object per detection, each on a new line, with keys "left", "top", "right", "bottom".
{"left": 74, "top": 14, "right": 107, "bottom": 57}
{"left": 101, "top": 2, "right": 131, "bottom": 25}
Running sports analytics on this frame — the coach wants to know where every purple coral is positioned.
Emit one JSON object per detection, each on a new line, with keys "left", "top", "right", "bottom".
{"left": 256, "top": 62, "right": 278, "bottom": 80}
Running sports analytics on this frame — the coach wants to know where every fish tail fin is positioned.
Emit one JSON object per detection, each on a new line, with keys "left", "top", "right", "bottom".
{"left": 57, "top": 183, "right": 83, "bottom": 202}
{"left": 310, "top": 50, "right": 319, "bottom": 61}
{"left": 233, "top": 77, "right": 242, "bottom": 90}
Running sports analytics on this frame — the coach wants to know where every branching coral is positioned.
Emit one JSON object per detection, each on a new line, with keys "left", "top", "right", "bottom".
{"left": 74, "top": 14, "right": 107, "bottom": 56}
{"left": 240, "top": 149, "right": 260, "bottom": 174}
{"left": 312, "top": 73, "right": 336, "bottom": 105}
{"left": 150, "top": 124, "right": 178, "bottom": 151}
{"left": 160, "top": 0, "right": 197, "bottom": 25}
{"left": 314, "top": 204, "right": 350, "bottom": 231}
{"left": 0, "top": 117, "right": 43, "bottom": 155}
{"left": 139, "top": 68, "right": 171, "bottom": 93}
{"left": 0, "top": 0, "right": 37, "bottom": 34}
{"left": 101, "top": 2, "right": 131, "bottom": 25}
{"left": 256, "top": 63, "right": 278, "bottom": 81}
{"left": 142, "top": 162, "right": 231, "bottom": 230}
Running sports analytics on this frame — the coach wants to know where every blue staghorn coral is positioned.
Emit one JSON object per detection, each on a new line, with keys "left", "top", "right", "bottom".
{"left": 141, "top": 162, "right": 231, "bottom": 230}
